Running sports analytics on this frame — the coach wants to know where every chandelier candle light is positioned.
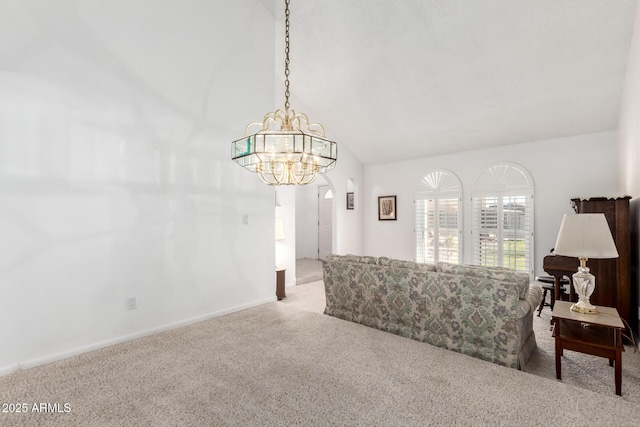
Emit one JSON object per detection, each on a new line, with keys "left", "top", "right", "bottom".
{"left": 231, "top": 0, "right": 337, "bottom": 186}
{"left": 553, "top": 213, "right": 619, "bottom": 314}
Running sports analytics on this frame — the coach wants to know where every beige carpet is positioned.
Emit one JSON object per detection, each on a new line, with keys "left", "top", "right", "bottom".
{"left": 295, "top": 258, "right": 323, "bottom": 285}
{"left": 528, "top": 309, "right": 640, "bottom": 400}
{"left": 1, "top": 281, "right": 640, "bottom": 426}
{"left": 284, "top": 280, "right": 640, "bottom": 404}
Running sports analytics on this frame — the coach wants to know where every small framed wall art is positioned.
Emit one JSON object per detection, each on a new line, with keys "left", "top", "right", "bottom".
{"left": 378, "top": 195, "right": 397, "bottom": 221}
{"left": 346, "top": 192, "right": 354, "bottom": 210}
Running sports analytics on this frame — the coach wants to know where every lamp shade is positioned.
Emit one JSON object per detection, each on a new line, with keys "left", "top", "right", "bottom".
{"left": 553, "top": 214, "right": 618, "bottom": 259}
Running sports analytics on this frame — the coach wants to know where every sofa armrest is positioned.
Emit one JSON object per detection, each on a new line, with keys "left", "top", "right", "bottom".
{"left": 524, "top": 286, "right": 543, "bottom": 312}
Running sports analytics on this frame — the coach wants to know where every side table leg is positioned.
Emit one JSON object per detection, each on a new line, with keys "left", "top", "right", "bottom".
{"left": 555, "top": 341, "right": 562, "bottom": 379}
{"left": 554, "top": 323, "right": 562, "bottom": 380}
{"left": 615, "top": 352, "right": 622, "bottom": 396}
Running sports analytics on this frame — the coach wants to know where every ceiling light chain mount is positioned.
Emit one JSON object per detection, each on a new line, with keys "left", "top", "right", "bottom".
{"left": 231, "top": 0, "right": 337, "bottom": 186}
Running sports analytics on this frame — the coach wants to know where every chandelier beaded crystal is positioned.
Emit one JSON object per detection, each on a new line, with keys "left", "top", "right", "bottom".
{"left": 231, "top": 0, "right": 337, "bottom": 186}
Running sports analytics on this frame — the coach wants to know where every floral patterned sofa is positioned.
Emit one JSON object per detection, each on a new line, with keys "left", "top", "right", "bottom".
{"left": 322, "top": 254, "right": 543, "bottom": 369}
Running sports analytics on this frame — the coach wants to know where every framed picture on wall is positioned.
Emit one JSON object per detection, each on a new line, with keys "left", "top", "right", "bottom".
{"left": 378, "top": 195, "right": 397, "bottom": 220}
{"left": 346, "top": 192, "right": 354, "bottom": 210}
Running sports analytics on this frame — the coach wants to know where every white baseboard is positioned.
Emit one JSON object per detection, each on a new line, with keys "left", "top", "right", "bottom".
{"left": 0, "top": 364, "right": 20, "bottom": 376}
{"left": 2, "top": 296, "right": 275, "bottom": 377}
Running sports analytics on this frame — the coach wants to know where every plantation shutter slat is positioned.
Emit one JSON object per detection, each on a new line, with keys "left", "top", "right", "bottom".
{"left": 415, "top": 199, "right": 428, "bottom": 262}
{"left": 502, "top": 195, "right": 532, "bottom": 272}
{"left": 472, "top": 195, "right": 533, "bottom": 275}
{"left": 473, "top": 196, "right": 500, "bottom": 267}
{"left": 437, "top": 198, "right": 459, "bottom": 263}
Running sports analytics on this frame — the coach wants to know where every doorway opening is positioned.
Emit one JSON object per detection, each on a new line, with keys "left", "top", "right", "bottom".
{"left": 294, "top": 179, "right": 334, "bottom": 285}
{"left": 318, "top": 185, "right": 333, "bottom": 260}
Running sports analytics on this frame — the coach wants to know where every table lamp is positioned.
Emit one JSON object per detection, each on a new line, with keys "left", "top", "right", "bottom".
{"left": 553, "top": 213, "right": 619, "bottom": 314}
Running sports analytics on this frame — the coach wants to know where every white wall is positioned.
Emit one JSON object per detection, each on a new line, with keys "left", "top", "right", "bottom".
{"left": 324, "top": 143, "right": 365, "bottom": 256}
{"left": 620, "top": 5, "right": 640, "bottom": 198}
{"left": 618, "top": 4, "right": 640, "bottom": 336}
{"left": 364, "top": 131, "right": 619, "bottom": 278}
{"left": 276, "top": 186, "right": 296, "bottom": 286}
{"left": 293, "top": 143, "right": 365, "bottom": 263}
{"left": 0, "top": 0, "right": 276, "bottom": 374}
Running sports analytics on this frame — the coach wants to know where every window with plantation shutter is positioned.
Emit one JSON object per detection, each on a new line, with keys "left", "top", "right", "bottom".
{"left": 415, "top": 170, "right": 462, "bottom": 264}
{"left": 472, "top": 163, "right": 534, "bottom": 275}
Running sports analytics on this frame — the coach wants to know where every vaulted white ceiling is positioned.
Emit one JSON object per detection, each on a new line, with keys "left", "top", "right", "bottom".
{"left": 259, "top": 0, "right": 638, "bottom": 165}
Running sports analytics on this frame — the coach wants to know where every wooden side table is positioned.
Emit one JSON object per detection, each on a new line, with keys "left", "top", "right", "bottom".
{"left": 276, "top": 267, "right": 286, "bottom": 300}
{"left": 552, "top": 300, "right": 625, "bottom": 395}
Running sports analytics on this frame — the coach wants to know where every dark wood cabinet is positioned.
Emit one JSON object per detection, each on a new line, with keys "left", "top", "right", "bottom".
{"left": 570, "top": 196, "right": 634, "bottom": 333}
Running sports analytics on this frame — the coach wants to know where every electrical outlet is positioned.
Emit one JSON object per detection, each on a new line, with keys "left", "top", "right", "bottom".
{"left": 127, "top": 296, "right": 137, "bottom": 310}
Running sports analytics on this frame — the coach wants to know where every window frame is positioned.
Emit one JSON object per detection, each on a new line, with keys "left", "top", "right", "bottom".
{"left": 471, "top": 162, "right": 534, "bottom": 275}
{"left": 415, "top": 170, "right": 462, "bottom": 264}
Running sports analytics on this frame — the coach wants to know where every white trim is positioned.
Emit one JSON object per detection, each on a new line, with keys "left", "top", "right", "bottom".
{"left": 0, "top": 364, "right": 20, "bottom": 377}
{"left": 1, "top": 296, "right": 275, "bottom": 377}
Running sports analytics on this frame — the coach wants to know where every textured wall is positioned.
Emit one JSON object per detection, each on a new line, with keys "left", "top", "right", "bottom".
{"left": 0, "top": 0, "right": 276, "bottom": 372}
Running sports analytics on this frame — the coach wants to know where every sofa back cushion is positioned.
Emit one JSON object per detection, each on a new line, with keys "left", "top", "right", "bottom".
{"left": 340, "top": 254, "right": 379, "bottom": 265}
{"left": 436, "top": 262, "right": 529, "bottom": 299}
{"left": 378, "top": 257, "right": 436, "bottom": 271}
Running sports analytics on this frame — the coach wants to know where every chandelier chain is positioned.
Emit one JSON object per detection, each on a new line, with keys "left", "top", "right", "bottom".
{"left": 284, "top": 0, "right": 291, "bottom": 112}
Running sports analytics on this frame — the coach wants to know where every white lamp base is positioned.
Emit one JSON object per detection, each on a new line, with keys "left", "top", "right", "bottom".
{"left": 571, "top": 263, "right": 598, "bottom": 314}
{"left": 570, "top": 300, "right": 598, "bottom": 314}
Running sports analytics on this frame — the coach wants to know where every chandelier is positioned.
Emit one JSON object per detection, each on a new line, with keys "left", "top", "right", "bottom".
{"left": 231, "top": 0, "right": 337, "bottom": 186}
